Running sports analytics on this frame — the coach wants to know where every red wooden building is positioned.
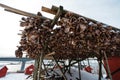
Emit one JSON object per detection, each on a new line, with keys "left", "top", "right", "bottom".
{"left": 104, "top": 56, "right": 120, "bottom": 80}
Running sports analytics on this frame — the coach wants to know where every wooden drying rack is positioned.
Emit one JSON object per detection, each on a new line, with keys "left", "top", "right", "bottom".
{"left": 0, "top": 3, "right": 114, "bottom": 80}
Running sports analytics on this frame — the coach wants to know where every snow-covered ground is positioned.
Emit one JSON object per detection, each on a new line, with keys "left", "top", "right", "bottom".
{"left": 0, "top": 68, "right": 107, "bottom": 80}
{"left": 0, "top": 61, "right": 107, "bottom": 80}
{"left": 47, "top": 68, "right": 107, "bottom": 80}
{"left": 0, "top": 61, "right": 34, "bottom": 72}
{"left": 0, "top": 73, "right": 30, "bottom": 80}
{"left": 0, "top": 61, "right": 33, "bottom": 80}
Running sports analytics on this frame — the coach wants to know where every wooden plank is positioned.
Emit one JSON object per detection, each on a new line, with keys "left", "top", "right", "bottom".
{"left": 42, "top": 6, "right": 56, "bottom": 15}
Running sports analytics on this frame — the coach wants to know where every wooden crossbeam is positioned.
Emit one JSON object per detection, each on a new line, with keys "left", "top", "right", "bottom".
{"left": 0, "top": 3, "right": 37, "bottom": 17}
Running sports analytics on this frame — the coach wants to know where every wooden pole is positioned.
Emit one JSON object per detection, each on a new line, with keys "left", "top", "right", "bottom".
{"left": 98, "top": 57, "right": 102, "bottom": 80}
{"left": 103, "top": 52, "right": 112, "bottom": 80}
{"left": 33, "top": 58, "right": 39, "bottom": 80}
{"left": 87, "top": 58, "right": 90, "bottom": 67}
{"left": 0, "top": 3, "right": 36, "bottom": 17}
{"left": 78, "top": 59, "right": 81, "bottom": 80}
{"left": 38, "top": 52, "right": 44, "bottom": 80}
{"left": 0, "top": 3, "right": 52, "bottom": 20}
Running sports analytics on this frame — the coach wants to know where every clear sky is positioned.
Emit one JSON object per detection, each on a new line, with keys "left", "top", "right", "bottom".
{"left": 0, "top": 0, "right": 120, "bottom": 57}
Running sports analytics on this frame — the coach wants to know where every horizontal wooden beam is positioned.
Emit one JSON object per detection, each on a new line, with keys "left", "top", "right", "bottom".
{"left": 42, "top": 6, "right": 56, "bottom": 15}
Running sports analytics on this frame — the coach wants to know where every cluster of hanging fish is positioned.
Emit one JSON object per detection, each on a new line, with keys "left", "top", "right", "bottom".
{"left": 15, "top": 11, "right": 120, "bottom": 59}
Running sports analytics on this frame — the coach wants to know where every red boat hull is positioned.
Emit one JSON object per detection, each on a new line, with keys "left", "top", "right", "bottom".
{"left": 0, "top": 66, "right": 8, "bottom": 78}
{"left": 104, "top": 56, "right": 120, "bottom": 80}
{"left": 24, "top": 65, "right": 34, "bottom": 75}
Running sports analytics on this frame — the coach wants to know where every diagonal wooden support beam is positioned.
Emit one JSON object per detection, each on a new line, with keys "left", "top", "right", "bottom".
{"left": 103, "top": 52, "right": 112, "bottom": 80}
{"left": 51, "top": 6, "right": 63, "bottom": 27}
{"left": 52, "top": 56, "right": 67, "bottom": 80}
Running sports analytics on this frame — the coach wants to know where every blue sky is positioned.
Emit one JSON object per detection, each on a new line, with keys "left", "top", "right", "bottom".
{"left": 0, "top": 0, "right": 120, "bottom": 57}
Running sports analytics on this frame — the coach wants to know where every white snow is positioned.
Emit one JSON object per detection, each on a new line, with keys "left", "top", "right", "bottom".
{"left": 0, "top": 73, "right": 31, "bottom": 80}
{"left": 0, "top": 62, "right": 107, "bottom": 80}
{"left": 68, "top": 69, "right": 106, "bottom": 80}
{"left": 51, "top": 68, "right": 106, "bottom": 80}
{"left": 0, "top": 70, "right": 107, "bottom": 80}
